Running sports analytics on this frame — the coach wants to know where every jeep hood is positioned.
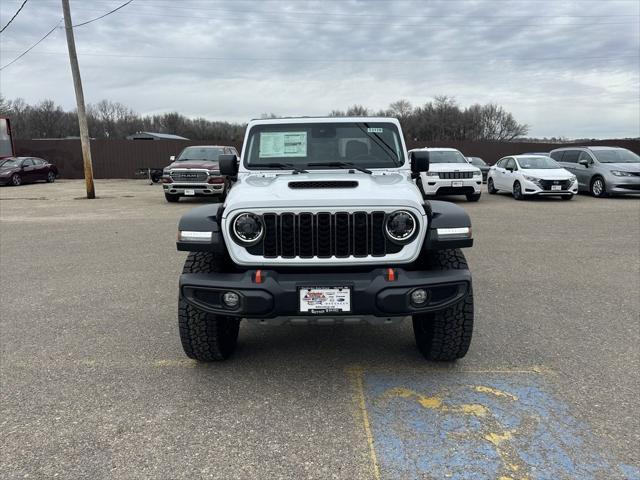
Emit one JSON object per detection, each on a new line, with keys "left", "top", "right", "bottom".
{"left": 223, "top": 172, "right": 425, "bottom": 215}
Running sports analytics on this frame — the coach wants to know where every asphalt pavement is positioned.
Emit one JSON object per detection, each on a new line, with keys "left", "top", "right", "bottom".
{"left": 1, "top": 180, "right": 638, "bottom": 479}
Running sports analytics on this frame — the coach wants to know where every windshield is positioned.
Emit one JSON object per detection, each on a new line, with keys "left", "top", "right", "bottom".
{"left": 0, "top": 159, "right": 17, "bottom": 167}
{"left": 593, "top": 148, "right": 639, "bottom": 164}
{"left": 244, "top": 122, "right": 403, "bottom": 169}
{"left": 428, "top": 151, "right": 468, "bottom": 164}
{"left": 176, "top": 147, "right": 224, "bottom": 162}
{"left": 517, "top": 156, "right": 561, "bottom": 169}
{"left": 468, "top": 157, "right": 486, "bottom": 166}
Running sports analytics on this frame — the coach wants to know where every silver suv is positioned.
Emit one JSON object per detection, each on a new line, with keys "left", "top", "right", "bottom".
{"left": 549, "top": 146, "right": 640, "bottom": 197}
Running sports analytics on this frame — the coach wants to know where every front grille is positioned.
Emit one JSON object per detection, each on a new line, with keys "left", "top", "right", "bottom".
{"left": 170, "top": 170, "right": 208, "bottom": 183}
{"left": 247, "top": 212, "right": 404, "bottom": 258}
{"left": 539, "top": 179, "right": 572, "bottom": 190}
{"left": 438, "top": 171, "right": 473, "bottom": 179}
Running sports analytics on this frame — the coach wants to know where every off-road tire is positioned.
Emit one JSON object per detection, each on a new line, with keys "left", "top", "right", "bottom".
{"left": 46, "top": 171, "right": 56, "bottom": 183}
{"left": 487, "top": 178, "right": 497, "bottom": 194}
{"left": 513, "top": 181, "right": 524, "bottom": 200}
{"left": 178, "top": 252, "right": 240, "bottom": 361}
{"left": 466, "top": 193, "right": 481, "bottom": 202}
{"left": 165, "top": 192, "right": 180, "bottom": 203}
{"left": 11, "top": 173, "right": 22, "bottom": 186}
{"left": 412, "top": 249, "right": 474, "bottom": 361}
{"left": 590, "top": 176, "right": 607, "bottom": 197}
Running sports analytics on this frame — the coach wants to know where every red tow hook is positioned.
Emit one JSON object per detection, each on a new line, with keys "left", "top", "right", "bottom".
{"left": 254, "top": 269, "right": 263, "bottom": 284}
{"left": 386, "top": 268, "right": 396, "bottom": 281}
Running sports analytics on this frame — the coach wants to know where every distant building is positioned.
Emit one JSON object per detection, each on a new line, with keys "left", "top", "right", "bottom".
{"left": 126, "top": 132, "right": 189, "bottom": 141}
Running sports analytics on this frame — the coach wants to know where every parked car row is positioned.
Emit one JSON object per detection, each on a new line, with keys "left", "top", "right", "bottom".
{"left": 407, "top": 146, "right": 639, "bottom": 202}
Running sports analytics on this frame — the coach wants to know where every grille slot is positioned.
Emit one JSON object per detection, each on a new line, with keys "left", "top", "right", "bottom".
{"left": 438, "top": 171, "right": 473, "bottom": 179}
{"left": 252, "top": 212, "right": 405, "bottom": 258}
{"left": 169, "top": 170, "right": 208, "bottom": 182}
{"left": 289, "top": 181, "right": 358, "bottom": 189}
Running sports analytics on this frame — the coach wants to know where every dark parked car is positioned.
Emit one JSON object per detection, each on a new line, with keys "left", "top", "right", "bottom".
{"left": 0, "top": 156, "right": 58, "bottom": 186}
{"left": 467, "top": 156, "right": 490, "bottom": 182}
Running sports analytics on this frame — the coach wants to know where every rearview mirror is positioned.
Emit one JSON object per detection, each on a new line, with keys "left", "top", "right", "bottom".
{"left": 219, "top": 154, "right": 239, "bottom": 176}
{"left": 169, "top": 155, "right": 175, "bottom": 161}
{"left": 409, "top": 150, "right": 430, "bottom": 175}
{"left": 506, "top": 166, "right": 514, "bottom": 172}
{"left": 578, "top": 159, "right": 590, "bottom": 167}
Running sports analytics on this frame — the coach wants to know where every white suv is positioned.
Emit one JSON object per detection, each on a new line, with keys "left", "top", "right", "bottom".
{"left": 409, "top": 148, "right": 482, "bottom": 202}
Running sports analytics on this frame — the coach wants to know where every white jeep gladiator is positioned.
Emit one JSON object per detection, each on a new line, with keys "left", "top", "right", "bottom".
{"left": 176, "top": 117, "right": 475, "bottom": 361}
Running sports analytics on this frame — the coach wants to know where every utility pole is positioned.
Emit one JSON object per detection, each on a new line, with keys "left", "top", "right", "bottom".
{"left": 61, "top": 0, "right": 95, "bottom": 199}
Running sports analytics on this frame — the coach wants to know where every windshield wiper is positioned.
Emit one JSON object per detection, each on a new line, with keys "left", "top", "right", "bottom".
{"left": 260, "top": 162, "right": 308, "bottom": 174}
{"left": 307, "top": 162, "right": 372, "bottom": 174}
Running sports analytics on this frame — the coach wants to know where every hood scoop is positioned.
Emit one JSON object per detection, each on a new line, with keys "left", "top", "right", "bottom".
{"left": 288, "top": 180, "right": 359, "bottom": 189}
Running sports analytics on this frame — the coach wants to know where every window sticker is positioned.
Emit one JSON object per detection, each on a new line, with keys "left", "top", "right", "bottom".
{"left": 259, "top": 132, "right": 307, "bottom": 158}
{"left": 367, "top": 127, "right": 383, "bottom": 134}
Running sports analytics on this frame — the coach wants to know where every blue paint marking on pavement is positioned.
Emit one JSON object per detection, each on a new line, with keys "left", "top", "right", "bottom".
{"left": 363, "top": 373, "right": 639, "bottom": 480}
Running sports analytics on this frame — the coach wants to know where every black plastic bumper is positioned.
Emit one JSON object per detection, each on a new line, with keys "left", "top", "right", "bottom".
{"left": 180, "top": 267, "right": 472, "bottom": 318}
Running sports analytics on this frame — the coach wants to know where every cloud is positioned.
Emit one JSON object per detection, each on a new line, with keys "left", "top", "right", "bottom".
{"left": 1, "top": 0, "right": 638, "bottom": 138}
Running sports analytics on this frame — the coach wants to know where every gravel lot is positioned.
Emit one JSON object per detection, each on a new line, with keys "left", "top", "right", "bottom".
{"left": 1, "top": 180, "right": 638, "bottom": 479}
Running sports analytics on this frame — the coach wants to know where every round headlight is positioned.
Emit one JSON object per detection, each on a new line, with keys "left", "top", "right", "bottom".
{"left": 385, "top": 210, "right": 417, "bottom": 243}
{"left": 232, "top": 213, "right": 264, "bottom": 244}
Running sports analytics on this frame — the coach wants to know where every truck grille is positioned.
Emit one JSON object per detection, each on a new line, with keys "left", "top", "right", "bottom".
{"left": 539, "top": 179, "right": 572, "bottom": 190}
{"left": 170, "top": 170, "right": 208, "bottom": 183}
{"left": 247, "top": 212, "right": 403, "bottom": 258}
{"left": 438, "top": 171, "right": 473, "bottom": 179}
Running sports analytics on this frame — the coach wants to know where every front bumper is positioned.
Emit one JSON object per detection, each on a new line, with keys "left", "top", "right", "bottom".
{"left": 180, "top": 267, "right": 472, "bottom": 319}
{"left": 607, "top": 176, "right": 640, "bottom": 194}
{"left": 163, "top": 182, "right": 225, "bottom": 196}
{"left": 523, "top": 179, "right": 578, "bottom": 196}
{"left": 422, "top": 176, "right": 482, "bottom": 196}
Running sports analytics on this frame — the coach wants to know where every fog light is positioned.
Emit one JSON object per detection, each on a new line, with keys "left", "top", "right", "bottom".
{"left": 222, "top": 291, "right": 240, "bottom": 308}
{"left": 410, "top": 288, "right": 428, "bottom": 306}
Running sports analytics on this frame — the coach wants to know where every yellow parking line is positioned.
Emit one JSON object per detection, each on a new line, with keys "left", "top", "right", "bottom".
{"left": 347, "top": 366, "right": 381, "bottom": 480}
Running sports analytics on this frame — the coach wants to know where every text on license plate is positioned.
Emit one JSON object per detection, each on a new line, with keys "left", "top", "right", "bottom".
{"left": 451, "top": 181, "right": 463, "bottom": 187}
{"left": 184, "top": 189, "right": 195, "bottom": 196}
{"left": 299, "top": 286, "right": 351, "bottom": 313}
{"left": 551, "top": 185, "right": 562, "bottom": 190}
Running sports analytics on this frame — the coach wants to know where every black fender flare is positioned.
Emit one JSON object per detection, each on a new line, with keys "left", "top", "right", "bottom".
{"left": 422, "top": 200, "right": 473, "bottom": 250}
{"left": 176, "top": 204, "right": 227, "bottom": 253}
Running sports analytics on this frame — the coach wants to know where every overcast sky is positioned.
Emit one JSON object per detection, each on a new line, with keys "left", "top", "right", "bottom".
{"left": 0, "top": 0, "right": 639, "bottom": 138}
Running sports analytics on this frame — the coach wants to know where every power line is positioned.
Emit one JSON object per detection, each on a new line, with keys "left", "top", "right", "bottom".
{"left": 0, "top": 0, "right": 29, "bottom": 34}
{"left": 60, "top": 8, "right": 640, "bottom": 29}
{"left": 72, "top": 0, "right": 135, "bottom": 28}
{"left": 0, "top": 21, "right": 60, "bottom": 71}
{"left": 70, "top": 2, "right": 640, "bottom": 19}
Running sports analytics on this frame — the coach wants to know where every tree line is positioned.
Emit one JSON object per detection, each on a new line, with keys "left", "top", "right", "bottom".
{"left": 1, "top": 95, "right": 528, "bottom": 142}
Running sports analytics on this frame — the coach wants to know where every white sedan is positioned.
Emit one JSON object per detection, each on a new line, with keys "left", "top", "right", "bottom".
{"left": 487, "top": 155, "right": 578, "bottom": 200}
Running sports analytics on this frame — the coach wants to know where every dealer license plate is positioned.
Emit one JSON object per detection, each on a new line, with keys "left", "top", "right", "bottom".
{"left": 299, "top": 286, "right": 351, "bottom": 314}
{"left": 551, "top": 185, "right": 562, "bottom": 191}
{"left": 451, "top": 181, "right": 463, "bottom": 187}
{"left": 184, "top": 189, "right": 195, "bottom": 196}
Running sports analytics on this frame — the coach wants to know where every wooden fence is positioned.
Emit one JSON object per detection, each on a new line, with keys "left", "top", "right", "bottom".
{"left": 13, "top": 138, "right": 640, "bottom": 179}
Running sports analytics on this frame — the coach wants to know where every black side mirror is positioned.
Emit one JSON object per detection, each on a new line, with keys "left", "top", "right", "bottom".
{"left": 506, "top": 166, "right": 514, "bottom": 172}
{"left": 219, "top": 154, "right": 239, "bottom": 176}
{"left": 578, "top": 159, "right": 590, "bottom": 167}
{"left": 409, "top": 150, "right": 430, "bottom": 176}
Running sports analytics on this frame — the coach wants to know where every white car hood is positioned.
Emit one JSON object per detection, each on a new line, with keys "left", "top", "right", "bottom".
{"left": 521, "top": 168, "right": 573, "bottom": 179}
{"left": 223, "top": 171, "right": 425, "bottom": 216}
{"left": 428, "top": 163, "right": 480, "bottom": 173}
